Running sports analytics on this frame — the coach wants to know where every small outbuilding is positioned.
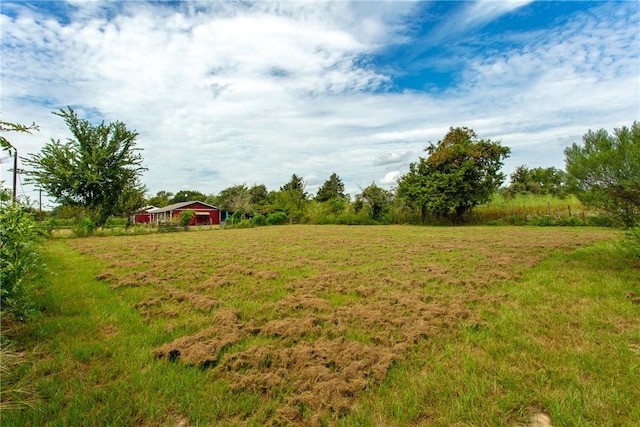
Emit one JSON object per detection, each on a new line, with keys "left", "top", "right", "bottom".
{"left": 148, "top": 201, "right": 221, "bottom": 226}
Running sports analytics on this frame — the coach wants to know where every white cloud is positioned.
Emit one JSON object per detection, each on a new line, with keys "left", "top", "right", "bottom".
{"left": 430, "top": 0, "right": 535, "bottom": 41}
{"left": 380, "top": 171, "right": 402, "bottom": 185}
{"left": 1, "top": 0, "right": 637, "bottom": 204}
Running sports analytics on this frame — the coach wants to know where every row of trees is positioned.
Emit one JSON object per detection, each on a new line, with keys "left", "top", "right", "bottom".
{"left": 9, "top": 106, "right": 640, "bottom": 228}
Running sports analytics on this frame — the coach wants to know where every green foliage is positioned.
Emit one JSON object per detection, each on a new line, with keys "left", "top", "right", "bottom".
{"left": 354, "top": 182, "right": 394, "bottom": 222}
{"left": 397, "top": 127, "right": 510, "bottom": 223}
{"left": 72, "top": 217, "right": 95, "bottom": 237}
{"left": 619, "top": 227, "right": 640, "bottom": 258}
{"left": 216, "top": 184, "right": 251, "bottom": 218}
{"left": 146, "top": 191, "right": 173, "bottom": 208}
{"left": 565, "top": 121, "right": 640, "bottom": 227}
{"left": 0, "top": 202, "right": 44, "bottom": 320}
{"left": 529, "top": 216, "right": 585, "bottom": 227}
{"left": 472, "top": 193, "right": 597, "bottom": 226}
{"left": 270, "top": 175, "right": 309, "bottom": 220}
{"left": 504, "top": 165, "right": 567, "bottom": 198}
{"left": 1, "top": 120, "right": 39, "bottom": 155}
{"left": 280, "top": 174, "right": 307, "bottom": 198}
{"left": 21, "top": 107, "right": 147, "bottom": 227}
{"left": 233, "top": 219, "right": 255, "bottom": 229}
{"left": 266, "top": 212, "right": 288, "bottom": 225}
{"left": 180, "top": 210, "right": 195, "bottom": 228}
{"left": 252, "top": 213, "right": 267, "bottom": 226}
{"left": 115, "top": 185, "right": 146, "bottom": 227}
{"left": 315, "top": 173, "right": 347, "bottom": 202}
{"left": 168, "top": 190, "right": 207, "bottom": 205}
{"left": 248, "top": 184, "right": 269, "bottom": 209}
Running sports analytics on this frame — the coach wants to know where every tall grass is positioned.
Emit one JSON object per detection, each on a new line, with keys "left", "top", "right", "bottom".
{"left": 471, "top": 194, "right": 608, "bottom": 226}
{"left": 0, "top": 342, "right": 38, "bottom": 412}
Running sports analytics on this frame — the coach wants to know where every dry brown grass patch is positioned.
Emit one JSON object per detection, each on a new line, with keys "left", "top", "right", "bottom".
{"left": 67, "top": 226, "right": 616, "bottom": 421}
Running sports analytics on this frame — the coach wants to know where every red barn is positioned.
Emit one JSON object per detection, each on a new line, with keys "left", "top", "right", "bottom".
{"left": 148, "top": 201, "right": 221, "bottom": 226}
{"left": 132, "top": 205, "right": 156, "bottom": 224}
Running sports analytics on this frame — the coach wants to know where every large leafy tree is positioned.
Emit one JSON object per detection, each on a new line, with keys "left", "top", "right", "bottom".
{"left": 216, "top": 184, "right": 251, "bottom": 218}
{"left": 397, "top": 127, "right": 510, "bottom": 223}
{"left": 21, "top": 107, "right": 146, "bottom": 226}
{"left": 147, "top": 190, "right": 174, "bottom": 208}
{"left": 504, "top": 165, "right": 567, "bottom": 197}
{"left": 315, "top": 173, "right": 347, "bottom": 202}
{"left": 274, "top": 174, "right": 308, "bottom": 219}
{"left": 355, "top": 182, "right": 393, "bottom": 222}
{"left": 565, "top": 121, "right": 640, "bottom": 226}
{"left": 280, "top": 174, "right": 308, "bottom": 199}
{"left": 168, "top": 190, "right": 207, "bottom": 204}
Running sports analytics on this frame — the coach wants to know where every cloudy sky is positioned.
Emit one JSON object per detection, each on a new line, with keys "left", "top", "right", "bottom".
{"left": 1, "top": 0, "right": 638, "bottom": 204}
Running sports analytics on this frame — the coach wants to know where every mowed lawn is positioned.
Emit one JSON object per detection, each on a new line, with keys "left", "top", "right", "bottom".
{"left": 3, "top": 225, "right": 639, "bottom": 426}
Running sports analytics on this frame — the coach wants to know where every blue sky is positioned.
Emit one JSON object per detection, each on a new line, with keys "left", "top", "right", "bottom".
{"left": 1, "top": 1, "right": 638, "bottom": 204}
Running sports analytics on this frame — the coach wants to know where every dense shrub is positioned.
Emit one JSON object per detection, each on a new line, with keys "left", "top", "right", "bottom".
{"left": 266, "top": 212, "right": 288, "bottom": 225}
{"left": 0, "top": 203, "right": 44, "bottom": 320}
{"left": 252, "top": 213, "right": 267, "bottom": 226}
{"left": 72, "top": 217, "right": 95, "bottom": 237}
{"left": 180, "top": 210, "right": 195, "bottom": 228}
{"left": 586, "top": 215, "right": 619, "bottom": 228}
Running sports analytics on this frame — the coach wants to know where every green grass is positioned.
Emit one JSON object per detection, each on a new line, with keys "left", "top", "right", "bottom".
{"left": 340, "top": 240, "right": 640, "bottom": 426}
{"left": 472, "top": 193, "right": 605, "bottom": 225}
{"left": 2, "top": 226, "right": 638, "bottom": 425}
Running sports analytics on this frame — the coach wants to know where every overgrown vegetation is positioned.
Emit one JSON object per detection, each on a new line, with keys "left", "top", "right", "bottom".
{"left": 565, "top": 121, "right": 640, "bottom": 227}
{"left": 1, "top": 119, "right": 45, "bottom": 320}
{"left": 0, "top": 201, "right": 44, "bottom": 320}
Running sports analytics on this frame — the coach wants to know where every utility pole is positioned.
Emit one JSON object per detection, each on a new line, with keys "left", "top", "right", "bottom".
{"left": 13, "top": 149, "right": 18, "bottom": 203}
{"left": 39, "top": 188, "right": 43, "bottom": 221}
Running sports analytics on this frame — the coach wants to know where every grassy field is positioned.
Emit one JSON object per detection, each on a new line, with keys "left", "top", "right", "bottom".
{"left": 471, "top": 194, "right": 603, "bottom": 225}
{"left": 2, "top": 225, "right": 639, "bottom": 426}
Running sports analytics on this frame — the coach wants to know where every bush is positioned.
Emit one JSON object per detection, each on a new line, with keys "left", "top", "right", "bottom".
{"left": 0, "top": 203, "right": 44, "bottom": 320}
{"left": 586, "top": 215, "right": 618, "bottom": 227}
{"left": 180, "top": 210, "right": 195, "bottom": 228}
{"left": 72, "top": 217, "right": 95, "bottom": 237}
{"left": 530, "top": 216, "right": 586, "bottom": 227}
{"left": 252, "top": 213, "right": 267, "bottom": 226}
{"left": 266, "top": 212, "right": 288, "bottom": 225}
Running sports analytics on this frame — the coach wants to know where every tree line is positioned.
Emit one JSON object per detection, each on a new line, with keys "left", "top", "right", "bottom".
{"left": 5, "top": 107, "right": 640, "bottom": 228}
{"left": 1, "top": 110, "right": 639, "bottom": 319}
